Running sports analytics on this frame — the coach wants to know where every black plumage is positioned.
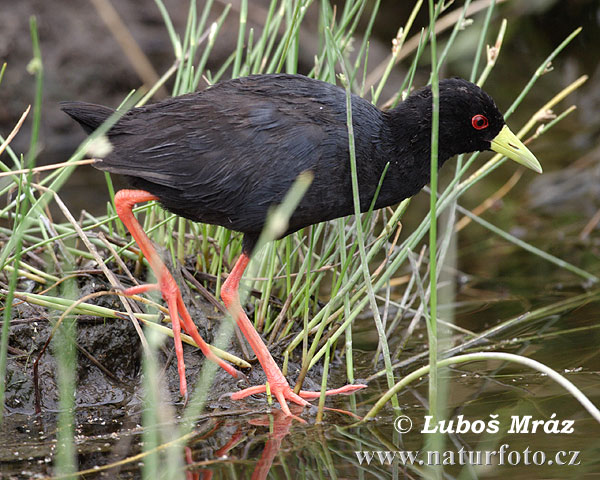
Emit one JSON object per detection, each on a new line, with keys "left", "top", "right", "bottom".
{"left": 61, "top": 74, "right": 521, "bottom": 252}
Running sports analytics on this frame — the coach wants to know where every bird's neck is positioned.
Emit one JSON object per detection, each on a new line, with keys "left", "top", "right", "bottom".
{"left": 386, "top": 102, "right": 455, "bottom": 168}
{"left": 372, "top": 104, "right": 454, "bottom": 208}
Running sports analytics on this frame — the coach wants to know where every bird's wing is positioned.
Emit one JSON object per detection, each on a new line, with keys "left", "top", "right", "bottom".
{"left": 99, "top": 80, "right": 347, "bottom": 202}
{"left": 95, "top": 75, "right": 385, "bottom": 233}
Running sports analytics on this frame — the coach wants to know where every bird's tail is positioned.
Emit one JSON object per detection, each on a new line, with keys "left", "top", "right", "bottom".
{"left": 60, "top": 102, "right": 116, "bottom": 135}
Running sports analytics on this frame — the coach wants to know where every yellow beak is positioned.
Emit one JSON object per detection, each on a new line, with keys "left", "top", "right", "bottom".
{"left": 490, "top": 125, "right": 542, "bottom": 173}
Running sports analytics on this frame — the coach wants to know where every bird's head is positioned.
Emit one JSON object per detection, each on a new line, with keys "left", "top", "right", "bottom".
{"left": 405, "top": 78, "right": 542, "bottom": 173}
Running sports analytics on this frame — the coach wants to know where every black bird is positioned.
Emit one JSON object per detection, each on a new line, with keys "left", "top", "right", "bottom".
{"left": 62, "top": 74, "right": 541, "bottom": 416}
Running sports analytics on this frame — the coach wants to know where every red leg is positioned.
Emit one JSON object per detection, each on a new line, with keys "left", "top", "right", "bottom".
{"left": 114, "top": 189, "right": 239, "bottom": 400}
{"left": 222, "top": 253, "right": 366, "bottom": 416}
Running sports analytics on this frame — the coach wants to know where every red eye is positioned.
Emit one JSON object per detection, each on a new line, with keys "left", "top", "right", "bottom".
{"left": 471, "top": 114, "right": 489, "bottom": 130}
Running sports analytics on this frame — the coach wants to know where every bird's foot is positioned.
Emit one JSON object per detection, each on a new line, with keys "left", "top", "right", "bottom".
{"left": 231, "top": 369, "right": 366, "bottom": 419}
{"left": 231, "top": 380, "right": 309, "bottom": 423}
{"left": 221, "top": 254, "right": 366, "bottom": 418}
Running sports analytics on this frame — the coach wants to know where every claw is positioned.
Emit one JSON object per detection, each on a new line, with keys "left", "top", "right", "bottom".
{"left": 218, "top": 391, "right": 234, "bottom": 402}
{"left": 234, "top": 370, "right": 249, "bottom": 384}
